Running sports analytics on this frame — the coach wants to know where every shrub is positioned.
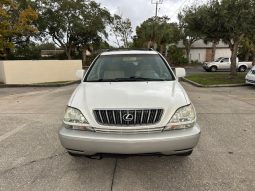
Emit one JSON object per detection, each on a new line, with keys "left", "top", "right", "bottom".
{"left": 167, "top": 45, "right": 188, "bottom": 65}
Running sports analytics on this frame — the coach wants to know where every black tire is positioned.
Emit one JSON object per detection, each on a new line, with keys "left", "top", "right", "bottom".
{"left": 68, "top": 151, "right": 82, "bottom": 157}
{"left": 238, "top": 65, "right": 247, "bottom": 72}
{"left": 210, "top": 66, "right": 217, "bottom": 72}
{"left": 176, "top": 150, "right": 193, "bottom": 156}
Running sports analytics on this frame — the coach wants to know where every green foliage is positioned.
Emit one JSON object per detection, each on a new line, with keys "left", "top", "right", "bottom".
{"left": 134, "top": 16, "right": 180, "bottom": 53}
{"left": 6, "top": 42, "right": 65, "bottom": 60}
{"left": 167, "top": 45, "right": 188, "bottom": 65}
{"left": 181, "top": 0, "right": 255, "bottom": 75}
{"left": 110, "top": 14, "right": 133, "bottom": 48}
{"left": 35, "top": 0, "right": 111, "bottom": 59}
{"left": 0, "top": 0, "right": 38, "bottom": 58}
{"left": 177, "top": 12, "right": 199, "bottom": 63}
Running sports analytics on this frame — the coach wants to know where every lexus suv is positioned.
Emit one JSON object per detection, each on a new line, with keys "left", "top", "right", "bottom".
{"left": 59, "top": 49, "right": 201, "bottom": 157}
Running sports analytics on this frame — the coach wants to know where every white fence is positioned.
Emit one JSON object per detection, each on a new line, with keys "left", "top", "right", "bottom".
{"left": 0, "top": 60, "right": 82, "bottom": 84}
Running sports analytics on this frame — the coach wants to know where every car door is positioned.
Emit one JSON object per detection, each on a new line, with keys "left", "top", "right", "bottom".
{"left": 219, "top": 58, "right": 231, "bottom": 70}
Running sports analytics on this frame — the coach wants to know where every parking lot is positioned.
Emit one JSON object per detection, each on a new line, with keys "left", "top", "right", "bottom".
{"left": 0, "top": 83, "right": 255, "bottom": 191}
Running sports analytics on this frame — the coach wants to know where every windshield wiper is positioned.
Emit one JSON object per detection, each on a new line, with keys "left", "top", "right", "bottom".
{"left": 114, "top": 77, "right": 169, "bottom": 81}
{"left": 87, "top": 79, "right": 120, "bottom": 82}
{"left": 87, "top": 77, "right": 170, "bottom": 82}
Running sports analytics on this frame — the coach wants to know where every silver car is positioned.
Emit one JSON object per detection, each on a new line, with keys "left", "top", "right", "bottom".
{"left": 59, "top": 50, "right": 201, "bottom": 157}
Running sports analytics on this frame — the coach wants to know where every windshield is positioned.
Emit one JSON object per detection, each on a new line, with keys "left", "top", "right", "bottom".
{"left": 214, "top": 57, "right": 223, "bottom": 62}
{"left": 85, "top": 54, "right": 174, "bottom": 82}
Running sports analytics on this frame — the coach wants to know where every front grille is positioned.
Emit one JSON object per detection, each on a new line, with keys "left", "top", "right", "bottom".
{"left": 93, "top": 109, "right": 163, "bottom": 126}
{"left": 247, "top": 79, "right": 255, "bottom": 83}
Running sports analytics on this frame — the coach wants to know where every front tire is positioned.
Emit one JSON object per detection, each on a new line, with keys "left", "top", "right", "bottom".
{"left": 238, "top": 65, "right": 247, "bottom": 72}
{"left": 210, "top": 66, "right": 217, "bottom": 72}
{"left": 176, "top": 150, "right": 193, "bottom": 156}
{"left": 68, "top": 151, "right": 82, "bottom": 157}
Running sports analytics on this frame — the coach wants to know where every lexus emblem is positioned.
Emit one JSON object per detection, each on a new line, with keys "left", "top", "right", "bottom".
{"left": 123, "top": 113, "right": 133, "bottom": 121}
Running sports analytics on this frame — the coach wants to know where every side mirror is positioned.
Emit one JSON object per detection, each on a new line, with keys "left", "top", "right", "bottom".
{"left": 76, "top": 69, "right": 85, "bottom": 80}
{"left": 175, "top": 68, "right": 186, "bottom": 78}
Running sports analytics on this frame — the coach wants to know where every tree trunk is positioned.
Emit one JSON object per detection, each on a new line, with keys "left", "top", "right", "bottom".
{"left": 230, "top": 42, "right": 239, "bottom": 77}
{"left": 82, "top": 48, "right": 87, "bottom": 69}
{"left": 65, "top": 47, "right": 72, "bottom": 60}
{"left": 185, "top": 46, "right": 191, "bottom": 64}
{"left": 252, "top": 51, "right": 255, "bottom": 66}
{"left": 160, "top": 44, "right": 164, "bottom": 54}
{"left": 211, "top": 41, "right": 218, "bottom": 61}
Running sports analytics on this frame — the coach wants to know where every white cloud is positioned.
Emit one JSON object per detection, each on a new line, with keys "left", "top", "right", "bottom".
{"left": 96, "top": 0, "right": 208, "bottom": 46}
{"left": 96, "top": 0, "right": 185, "bottom": 27}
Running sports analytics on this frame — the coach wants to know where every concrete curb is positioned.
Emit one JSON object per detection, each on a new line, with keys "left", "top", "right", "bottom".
{"left": 181, "top": 77, "right": 248, "bottom": 88}
{"left": 0, "top": 81, "right": 80, "bottom": 88}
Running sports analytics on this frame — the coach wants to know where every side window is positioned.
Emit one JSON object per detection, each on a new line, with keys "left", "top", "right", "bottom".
{"left": 222, "top": 58, "right": 229, "bottom": 62}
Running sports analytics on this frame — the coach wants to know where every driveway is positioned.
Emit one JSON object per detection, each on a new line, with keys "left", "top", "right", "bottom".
{"left": 0, "top": 84, "right": 254, "bottom": 191}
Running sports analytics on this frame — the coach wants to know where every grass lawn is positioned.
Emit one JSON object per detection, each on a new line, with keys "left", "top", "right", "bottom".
{"left": 186, "top": 72, "right": 247, "bottom": 85}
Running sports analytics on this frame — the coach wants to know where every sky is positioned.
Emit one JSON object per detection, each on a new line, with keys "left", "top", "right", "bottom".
{"left": 96, "top": 0, "right": 208, "bottom": 29}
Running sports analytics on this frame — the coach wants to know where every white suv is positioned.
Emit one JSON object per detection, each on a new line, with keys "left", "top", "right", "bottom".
{"left": 246, "top": 66, "right": 255, "bottom": 85}
{"left": 59, "top": 50, "right": 200, "bottom": 157}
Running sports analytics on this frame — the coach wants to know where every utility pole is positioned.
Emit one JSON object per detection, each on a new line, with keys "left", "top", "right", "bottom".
{"left": 151, "top": 0, "right": 163, "bottom": 17}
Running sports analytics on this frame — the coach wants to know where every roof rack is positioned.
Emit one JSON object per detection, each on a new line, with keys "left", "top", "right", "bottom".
{"left": 106, "top": 48, "right": 154, "bottom": 52}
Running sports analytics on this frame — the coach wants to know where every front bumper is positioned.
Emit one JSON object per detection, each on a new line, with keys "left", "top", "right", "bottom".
{"left": 246, "top": 79, "right": 255, "bottom": 85}
{"left": 202, "top": 65, "right": 210, "bottom": 71}
{"left": 58, "top": 124, "right": 201, "bottom": 155}
{"left": 246, "top": 74, "right": 255, "bottom": 85}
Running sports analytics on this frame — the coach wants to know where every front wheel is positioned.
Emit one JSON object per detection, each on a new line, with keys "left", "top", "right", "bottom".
{"left": 176, "top": 150, "right": 193, "bottom": 156}
{"left": 68, "top": 151, "right": 82, "bottom": 157}
{"left": 210, "top": 66, "right": 217, "bottom": 72}
{"left": 238, "top": 65, "right": 247, "bottom": 72}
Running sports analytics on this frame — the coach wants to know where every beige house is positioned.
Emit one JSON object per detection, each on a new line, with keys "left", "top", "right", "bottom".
{"left": 177, "top": 40, "right": 231, "bottom": 62}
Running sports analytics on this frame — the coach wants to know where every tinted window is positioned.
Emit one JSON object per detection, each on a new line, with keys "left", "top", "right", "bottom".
{"left": 222, "top": 58, "right": 229, "bottom": 62}
{"left": 85, "top": 54, "right": 174, "bottom": 82}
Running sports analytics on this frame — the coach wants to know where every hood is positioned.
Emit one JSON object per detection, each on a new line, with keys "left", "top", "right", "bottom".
{"left": 68, "top": 81, "right": 190, "bottom": 126}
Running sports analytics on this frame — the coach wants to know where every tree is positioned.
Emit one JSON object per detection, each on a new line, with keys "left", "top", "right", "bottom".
{"left": 0, "top": 0, "right": 38, "bottom": 58}
{"left": 178, "top": 13, "right": 199, "bottom": 64}
{"left": 134, "top": 16, "right": 180, "bottom": 54}
{"left": 182, "top": 5, "right": 221, "bottom": 61}
{"left": 181, "top": 0, "right": 255, "bottom": 75}
{"left": 35, "top": 0, "right": 111, "bottom": 66}
{"left": 217, "top": 0, "right": 254, "bottom": 76}
{"left": 111, "top": 14, "right": 133, "bottom": 48}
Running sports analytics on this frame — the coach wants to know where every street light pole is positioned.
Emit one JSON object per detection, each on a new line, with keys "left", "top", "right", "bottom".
{"left": 151, "top": 0, "right": 163, "bottom": 17}
{"left": 151, "top": 0, "right": 163, "bottom": 49}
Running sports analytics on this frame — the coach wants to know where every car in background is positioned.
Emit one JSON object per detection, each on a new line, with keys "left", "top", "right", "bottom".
{"left": 58, "top": 49, "right": 200, "bottom": 157}
{"left": 203, "top": 57, "right": 252, "bottom": 72}
{"left": 245, "top": 66, "right": 255, "bottom": 85}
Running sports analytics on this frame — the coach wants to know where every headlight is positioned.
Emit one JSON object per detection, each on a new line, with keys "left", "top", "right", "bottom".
{"left": 164, "top": 104, "right": 196, "bottom": 131}
{"left": 63, "top": 107, "right": 93, "bottom": 131}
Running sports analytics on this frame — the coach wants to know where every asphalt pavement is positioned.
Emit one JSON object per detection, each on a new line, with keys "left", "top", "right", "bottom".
{"left": 0, "top": 83, "right": 255, "bottom": 191}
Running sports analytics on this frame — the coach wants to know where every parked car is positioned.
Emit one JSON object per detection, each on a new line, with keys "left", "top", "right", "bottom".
{"left": 245, "top": 66, "right": 255, "bottom": 85}
{"left": 58, "top": 49, "right": 201, "bottom": 157}
{"left": 203, "top": 57, "right": 252, "bottom": 72}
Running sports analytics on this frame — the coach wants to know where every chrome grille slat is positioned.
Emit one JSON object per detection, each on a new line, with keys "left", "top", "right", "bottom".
{"left": 153, "top": 110, "right": 158, "bottom": 123}
{"left": 105, "top": 110, "right": 110, "bottom": 124}
{"left": 147, "top": 110, "right": 151, "bottom": 123}
{"left": 120, "top": 110, "right": 122, "bottom": 124}
{"left": 112, "top": 110, "right": 116, "bottom": 124}
{"left": 93, "top": 109, "right": 163, "bottom": 126}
